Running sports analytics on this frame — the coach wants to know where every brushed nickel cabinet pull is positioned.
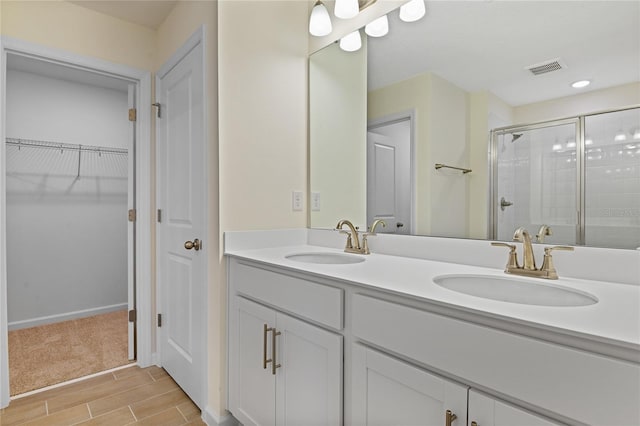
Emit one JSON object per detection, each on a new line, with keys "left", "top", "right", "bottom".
{"left": 263, "top": 324, "right": 272, "bottom": 369}
{"left": 445, "top": 409, "right": 457, "bottom": 426}
{"left": 271, "top": 327, "right": 281, "bottom": 375}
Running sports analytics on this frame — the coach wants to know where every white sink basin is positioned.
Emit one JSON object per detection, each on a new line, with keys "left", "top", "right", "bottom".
{"left": 433, "top": 274, "right": 598, "bottom": 307}
{"left": 285, "top": 252, "right": 365, "bottom": 264}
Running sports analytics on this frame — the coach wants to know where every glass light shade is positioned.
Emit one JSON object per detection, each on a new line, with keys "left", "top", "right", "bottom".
{"left": 633, "top": 129, "right": 640, "bottom": 140}
{"left": 566, "top": 140, "right": 576, "bottom": 149}
{"left": 399, "top": 0, "right": 425, "bottom": 22}
{"left": 309, "top": 1, "right": 332, "bottom": 37}
{"left": 614, "top": 131, "right": 627, "bottom": 142}
{"left": 335, "top": 0, "right": 359, "bottom": 19}
{"left": 365, "top": 15, "right": 389, "bottom": 37}
{"left": 340, "top": 30, "right": 362, "bottom": 52}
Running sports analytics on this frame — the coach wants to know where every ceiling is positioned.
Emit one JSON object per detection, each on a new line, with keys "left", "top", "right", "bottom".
{"left": 367, "top": 1, "right": 640, "bottom": 106}
{"left": 68, "top": 0, "right": 178, "bottom": 29}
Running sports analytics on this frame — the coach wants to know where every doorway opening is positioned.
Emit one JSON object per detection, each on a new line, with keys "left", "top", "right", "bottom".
{"left": 3, "top": 53, "right": 136, "bottom": 396}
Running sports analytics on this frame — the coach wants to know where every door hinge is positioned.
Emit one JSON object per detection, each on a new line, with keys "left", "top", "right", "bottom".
{"left": 128, "top": 108, "right": 137, "bottom": 122}
{"left": 128, "top": 209, "right": 137, "bottom": 222}
{"left": 157, "top": 209, "right": 162, "bottom": 223}
{"left": 128, "top": 309, "right": 136, "bottom": 322}
{"left": 157, "top": 313, "right": 162, "bottom": 327}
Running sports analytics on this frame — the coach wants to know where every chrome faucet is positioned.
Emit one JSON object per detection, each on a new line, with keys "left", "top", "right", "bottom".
{"left": 492, "top": 227, "right": 574, "bottom": 279}
{"left": 336, "top": 219, "right": 363, "bottom": 254}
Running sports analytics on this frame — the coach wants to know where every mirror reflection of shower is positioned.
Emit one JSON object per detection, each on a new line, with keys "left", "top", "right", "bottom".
{"left": 491, "top": 106, "right": 640, "bottom": 250}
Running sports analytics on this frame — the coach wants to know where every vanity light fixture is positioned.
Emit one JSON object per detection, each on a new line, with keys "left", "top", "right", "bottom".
{"left": 585, "top": 138, "right": 593, "bottom": 145}
{"left": 571, "top": 80, "right": 590, "bottom": 88}
{"left": 335, "top": 0, "right": 359, "bottom": 19}
{"left": 565, "top": 140, "right": 576, "bottom": 149}
{"left": 399, "top": 0, "right": 426, "bottom": 22}
{"left": 365, "top": 14, "right": 389, "bottom": 37}
{"left": 552, "top": 143, "right": 562, "bottom": 151}
{"left": 340, "top": 30, "right": 362, "bottom": 52}
{"left": 614, "top": 131, "right": 627, "bottom": 142}
{"left": 633, "top": 128, "right": 640, "bottom": 140}
{"left": 309, "top": 1, "right": 333, "bottom": 37}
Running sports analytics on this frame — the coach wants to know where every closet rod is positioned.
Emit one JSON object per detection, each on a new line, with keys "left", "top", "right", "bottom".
{"left": 5, "top": 137, "right": 128, "bottom": 155}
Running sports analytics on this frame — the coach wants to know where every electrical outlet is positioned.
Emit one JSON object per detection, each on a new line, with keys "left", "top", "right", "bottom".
{"left": 292, "top": 191, "right": 303, "bottom": 211}
{"left": 311, "top": 192, "right": 321, "bottom": 211}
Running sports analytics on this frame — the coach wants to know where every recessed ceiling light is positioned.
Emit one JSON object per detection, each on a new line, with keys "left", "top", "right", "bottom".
{"left": 571, "top": 80, "right": 590, "bottom": 88}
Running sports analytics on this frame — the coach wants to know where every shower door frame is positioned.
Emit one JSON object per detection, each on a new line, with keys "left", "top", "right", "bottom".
{"left": 489, "top": 104, "right": 640, "bottom": 245}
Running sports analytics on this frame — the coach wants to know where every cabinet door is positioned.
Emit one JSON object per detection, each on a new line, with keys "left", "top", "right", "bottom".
{"left": 231, "top": 297, "right": 277, "bottom": 426}
{"left": 468, "top": 390, "right": 563, "bottom": 426}
{"left": 352, "top": 344, "right": 468, "bottom": 426}
{"left": 275, "top": 312, "right": 343, "bottom": 426}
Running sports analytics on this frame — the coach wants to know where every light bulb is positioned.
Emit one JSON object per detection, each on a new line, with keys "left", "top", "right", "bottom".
{"left": 335, "top": 0, "right": 359, "bottom": 19}
{"left": 399, "top": 0, "right": 425, "bottom": 22}
{"left": 571, "top": 80, "right": 590, "bottom": 89}
{"left": 365, "top": 15, "right": 389, "bottom": 37}
{"left": 340, "top": 30, "right": 362, "bottom": 52}
{"left": 309, "top": 1, "right": 332, "bottom": 37}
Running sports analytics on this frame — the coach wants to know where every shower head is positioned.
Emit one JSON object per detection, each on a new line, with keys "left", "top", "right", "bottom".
{"left": 511, "top": 133, "right": 523, "bottom": 142}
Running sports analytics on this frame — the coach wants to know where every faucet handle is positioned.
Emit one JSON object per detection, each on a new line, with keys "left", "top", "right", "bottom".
{"left": 544, "top": 245, "right": 574, "bottom": 254}
{"left": 536, "top": 225, "right": 552, "bottom": 243}
{"left": 491, "top": 242, "right": 520, "bottom": 270}
{"left": 540, "top": 246, "right": 574, "bottom": 279}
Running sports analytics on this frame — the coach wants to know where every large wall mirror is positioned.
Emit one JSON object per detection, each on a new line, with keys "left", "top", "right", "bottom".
{"left": 309, "top": 0, "right": 640, "bottom": 249}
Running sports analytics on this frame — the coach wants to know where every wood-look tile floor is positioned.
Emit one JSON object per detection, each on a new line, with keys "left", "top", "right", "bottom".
{"left": 0, "top": 365, "right": 206, "bottom": 426}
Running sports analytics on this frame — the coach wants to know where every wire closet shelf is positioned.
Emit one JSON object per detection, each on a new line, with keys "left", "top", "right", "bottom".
{"left": 6, "top": 137, "right": 128, "bottom": 155}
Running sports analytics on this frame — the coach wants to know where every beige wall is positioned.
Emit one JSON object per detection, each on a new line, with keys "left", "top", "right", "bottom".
{"left": 219, "top": 1, "right": 308, "bottom": 233}
{"left": 310, "top": 40, "right": 367, "bottom": 229}
{"left": 0, "top": 0, "right": 156, "bottom": 71}
{"left": 368, "top": 72, "right": 470, "bottom": 237}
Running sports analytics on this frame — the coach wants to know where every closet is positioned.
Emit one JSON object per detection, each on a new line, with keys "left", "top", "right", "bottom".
{"left": 4, "top": 54, "right": 134, "bottom": 395}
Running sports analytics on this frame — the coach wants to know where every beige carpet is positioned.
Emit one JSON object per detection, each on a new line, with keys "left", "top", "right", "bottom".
{"left": 8, "top": 310, "right": 132, "bottom": 396}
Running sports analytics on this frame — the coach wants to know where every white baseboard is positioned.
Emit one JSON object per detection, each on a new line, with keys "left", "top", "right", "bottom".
{"left": 8, "top": 303, "right": 128, "bottom": 331}
{"left": 203, "top": 406, "right": 239, "bottom": 426}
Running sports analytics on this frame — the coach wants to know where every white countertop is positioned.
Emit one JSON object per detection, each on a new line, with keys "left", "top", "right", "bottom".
{"left": 225, "top": 243, "right": 640, "bottom": 355}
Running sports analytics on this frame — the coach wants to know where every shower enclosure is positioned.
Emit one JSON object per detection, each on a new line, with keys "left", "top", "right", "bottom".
{"left": 490, "top": 106, "right": 640, "bottom": 249}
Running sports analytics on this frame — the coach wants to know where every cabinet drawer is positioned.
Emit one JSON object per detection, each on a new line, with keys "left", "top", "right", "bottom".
{"left": 352, "top": 294, "right": 640, "bottom": 425}
{"left": 231, "top": 260, "right": 344, "bottom": 330}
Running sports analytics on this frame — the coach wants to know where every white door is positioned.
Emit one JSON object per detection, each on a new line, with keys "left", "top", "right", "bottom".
{"left": 233, "top": 297, "right": 277, "bottom": 426}
{"left": 367, "top": 119, "right": 412, "bottom": 234}
{"left": 351, "top": 344, "right": 468, "bottom": 426}
{"left": 469, "top": 390, "right": 562, "bottom": 426}
{"left": 276, "top": 312, "right": 342, "bottom": 426}
{"left": 126, "top": 84, "right": 136, "bottom": 361}
{"left": 156, "top": 38, "right": 206, "bottom": 407}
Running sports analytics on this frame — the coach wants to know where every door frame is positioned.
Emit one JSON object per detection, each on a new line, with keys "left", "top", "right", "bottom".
{"left": 368, "top": 110, "right": 417, "bottom": 234}
{"left": 0, "top": 36, "right": 153, "bottom": 407}
{"left": 154, "top": 26, "right": 209, "bottom": 408}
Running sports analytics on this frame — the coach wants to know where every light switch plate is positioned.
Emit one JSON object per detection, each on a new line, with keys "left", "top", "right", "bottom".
{"left": 311, "top": 192, "right": 321, "bottom": 211}
{"left": 292, "top": 191, "right": 303, "bottom": 211}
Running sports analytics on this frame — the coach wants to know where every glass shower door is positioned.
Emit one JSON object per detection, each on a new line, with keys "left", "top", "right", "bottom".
{"left": 584, "top": 108, "right": 640, "bottom": 249}
{"left": 493, "top": 120, "right": 579, "bottom": 245}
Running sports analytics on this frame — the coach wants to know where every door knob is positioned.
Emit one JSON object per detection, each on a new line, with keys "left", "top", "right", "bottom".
{"left": 184, "top": 239, "right": 201, "bottom": 251}
{"left": 500, "top": 197, "right": 513, "bottom": 211}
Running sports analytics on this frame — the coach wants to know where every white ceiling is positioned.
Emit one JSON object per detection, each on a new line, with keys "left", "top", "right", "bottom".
{"left": 68, "top": 0, "right": 178, "bottom": 29}
{"left": 367, "top": 1, "right": 640, "bottom": 106}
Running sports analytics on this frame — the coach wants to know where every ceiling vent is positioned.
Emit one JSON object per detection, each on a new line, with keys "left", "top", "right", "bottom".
{"left": 525, "top": 58, "right": 566, "bottom": 76}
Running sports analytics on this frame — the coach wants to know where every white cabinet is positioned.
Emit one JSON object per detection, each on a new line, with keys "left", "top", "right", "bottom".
{"left": 468, "top": 390, "right": 562, "bottom": 426}
{"left": 351, "top": 344, "right": 468, "bottom": 426}
{"left": 230, "top": 296, "right": 342, "bottom": 426}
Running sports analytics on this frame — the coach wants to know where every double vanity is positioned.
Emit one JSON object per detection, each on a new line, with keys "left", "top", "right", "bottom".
{"left": 224, "top": 229, "right": 640, "bottom": 426}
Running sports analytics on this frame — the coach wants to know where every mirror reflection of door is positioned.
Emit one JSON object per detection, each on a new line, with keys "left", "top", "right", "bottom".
{"left": 367, "top": 118, "right": 412, "bottom": 234}
{"left": 495, "top": 120, "right": 579, "bottom": 245}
